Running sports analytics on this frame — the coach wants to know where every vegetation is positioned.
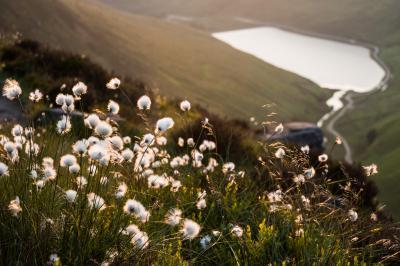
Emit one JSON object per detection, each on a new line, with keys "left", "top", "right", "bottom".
{"left": 100, "top": 0, "right": 400, "bottom": 218}
{"left": 0, "top": 38, "right": 399, "bottom": 265}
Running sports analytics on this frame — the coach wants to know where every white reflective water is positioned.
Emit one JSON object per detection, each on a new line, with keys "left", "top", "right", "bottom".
{"left": 213, "top": 27, "right": 385, "bottom": 93}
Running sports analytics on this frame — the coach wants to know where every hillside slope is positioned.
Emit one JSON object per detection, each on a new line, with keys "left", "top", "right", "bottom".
{"left": 0, "top": 0, "right": 329, "bottom": 122}
{"left": 99, "top": 0, "right": 400, "bottom": 217}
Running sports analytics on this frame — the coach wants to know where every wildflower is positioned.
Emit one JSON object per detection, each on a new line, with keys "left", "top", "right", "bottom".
{"left": 87, "top": 192, "right": 106, "bottom": 211}
{"left": 76, "top": 176, "right": 88, "bottom": 188}
{"left": 61, "top": 94, "right": 75, "bottom": 113}
{"left": 231, "top": 225, "right": 243, "bottom": 237}
{"left": 106, "top": 78, "right": 121, "bottom": 90}
{"left": 2, "top": 79, "right": 22, "bottom": 100}
{"left": 318, "top": 154, "right": 328, "bottom": 162}
{"left": 60, "top": 154, "right": 77, "bottom": 167}
{"left": 123, "top": 199, "right": 150, "bottom": 223}
{"left": 43, "top": 167, "right": 57, "bottom": 181}
{"left": 165, "top": 208, "right": 182, "bottom": 226}
{"left": 84, "top": 114, "right": 101, "bottom": 129}
{"left": 301, "top": 145, "right": 310, "bottom": 154}
{"left": 141, "top": 133, "right": 155, "bottom": 146}
{"left": 196, "top": 198, "right": 207, "bottom": 210}
{"left": 275, "top": 148, "right": 285, "bottom": 159}
{"left": 35, "top": 180, "right": 45, "bottom": 189}
{"left": 336, "top": 136, "right": 342, "bottom": 145}
{"left": 137, "top": 95, "right": 151, "bottom": 110}
{"left": 107, "top": 100, "right": 120, "bottom": 115}
{"left": 267, "top": 190, "right": 283, "bottom": 203}
{"left": 57, "top": 115, "right": 72, "bottom": 135}
{"left": 274, "top": 123, "right": 284, "bottom": 134}
{"left": 95, "top": 121, "right": 113, "bottom": 138}
{"left": 29, "top": 89, "right": 43, "bottom": 102}
{"left": 180, "top": 100, "right": 191, "bottom": 111}
{"left": 200, "top": 235, "right": 211, "bottom": 249}
{"left": 155, "top": 117, "right": 175, "bottom": 133}
{"left": 0, "top": 162, "right": 9, "bottom": 177}
{"left": 73, "top": 139, "right": 89, "bottom": 155}
{"left": 131, "top": 230, "right": 149, "bottom": 250}
{"left": 65, "top": 190, "right": 78, "bottom": 203}
{"left": 69, "top": 164, "right": 80, "bottom": 174}
{"left": 8, "top": 196, "right": 22, "bottom": 216}
{"left": 222, "top": 162, "right": 235, "bottom": 174}
{"left": 348, "top": 209, "right": 358, "bottom": 222}
{"left": 178, "top": 137, "right": 185, "bottom": 147}
{"left": 11, "top": 124, "right": 24, "bottom": 137}
{"left": 148, "top": 175, "right": 169, "bottom": 189}
{"left": 122, "top": 148, "right": 134, "bottom": 162}
{"left": 156, "top": 136, "right": 167, "bottom": 146}
{"left": 181, "top": 219, "right": 201, "bottom": 240}
{"left": 187, "top": 138, "right": 195, "bottom": 147}
{"left": 293, "top": 174, "right": 305, "bottom": 184}
{"left": 55, "top": 93, "right": 65, "bottom": 105}
{"left": 170, "top": 180, "right": 182, "bottom": 192}
{"left": 363, "top": 164, "right": 378, "bottom": 177}
{"left": 115, "top": 182, "right": 128, "bottom": 199}
{"left": 72, "top": 81, "right": 88, "bottom": 99}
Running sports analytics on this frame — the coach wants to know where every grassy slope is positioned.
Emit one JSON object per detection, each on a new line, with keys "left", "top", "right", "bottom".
{"left": 99, "top": 0, "right": 400, "bottom": 216}
{"left": 0, "top": 0, "right": 330, "bottom": 123}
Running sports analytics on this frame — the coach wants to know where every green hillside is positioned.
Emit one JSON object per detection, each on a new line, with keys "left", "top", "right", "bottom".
{"left": 0, "top": 0, "right": 329, "bottom": 123}
{"left": 100, "top": 0, "right": 400, "bottom": 217}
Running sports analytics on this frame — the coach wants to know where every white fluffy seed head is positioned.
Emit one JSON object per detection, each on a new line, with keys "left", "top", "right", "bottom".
{"left": 2, "top": 79, "right": 22, "bottom": 100}
{"left": 155, "top": 117, "right": 175, "bottom": 134}
{"left": 72, "top": 81, "right": 88, "bottom": 98}
{"left": 107, "top": 100, "right": 120, "bottom": 115}
{"left": 95, "top": 121, "right": 113, "bottom": 138}
{"left": 181, "top": 219, "right": 201, "bottom": 240}
{"left": 0, "top": 162, "right": 9, "bottom": 176}
{"left": 65, "top": 190, "right": 77, "bottom": 203}
{"left": 106, "top": 78, "right": 121, "bottom": 90}
{"left": 60, "top": 154, "right": 77, "bottom": 167}
{"left": 84, "top": 114, "right": 101, "bottom": 129}
{"left": 137, "top": 95, "right": 151, "bottom": 110}
{"left": 180, "top": 100, "right": 191, "bottom": 111}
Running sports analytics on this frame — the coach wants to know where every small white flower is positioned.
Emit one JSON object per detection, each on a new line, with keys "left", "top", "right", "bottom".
{"left": 170, "top": 180, "right": 182, "bottom": 192}
{"left": 69, "top": 164, "right": 81, "bottom": 174}
{"left": 87, "top": 192, "right": 106, "bottom": 211}
{"left": 180, "top": 100, "right": 191, "bottom": 111}
{"left": 95, "top": 121, "right": 113, "bottom": 138}
{"left": 73, "top": 139, "right": 89, "bottom": 155}
{"left": 108, "top": 136, "right": 124, "bottom": 151}
{"left": 57, "top": 115, "right": 71, "bottom": 135}
{"left": 72, "top": 81, "right": 87, "bottom": 99}
{"left": 200, "top": 235, "right": 211, "bottom": 249}
{"left": 181, "top": 219, "right": 201, "bottom": 240}
{"left": 0, "top": 162, "right": 9, "bottom": 177}
{"left": 29, "top": 89, "right": 43, "bottom": 102}
{"left": 137, "top": 95, "right": 151, "bottom": 110}
{"left": 275, "top": 148, "right": 285, "bottom": 159}
{"left": 42, "top": 157, "right": 54, "bottom": 168}
{"left": 222, "top": 162, "right": 235, "bottom": 174}
{"left": 35, "top": 180, "right": 45, "bottom": 189}
{"left": 65, "top": 190, "right": 78, "bottom": 203}
{"left": 196, "top": 198, "right": 207, "bottom": 210}
{"left": 84, "top": 114, "right": 101, "bottom": 129}
{"left": 131, "top": 230, "right": 149, "bottom": 250}
{"left": 155, "top": 117, "right": 175, "bottom": 134}
{"left": 60, "top": 154, "right": 77, "bottom": 167}
{"left": 43, "top": 167, "right": 57, "bottom": 181}
{"left": 231, "top": 225, "right": 243, "bottom": 237}
{"left": 122, "top": 148, "right": 134, "bottom": 162}
{"left": 123, "top": 199, "right": 150, "bottom": 223}
{"left": 187, "top": 138, "right": 195, "bottom": 147}
{"left": 11, "top": 124, "right": 24, "bottom": 137}
{"left": 318, "top": 154, "right": 328, "bottom": 162}
{"left": 106, "top": 78, "right": 121, "bottom": 90}
{"left": 148, "top": 175, "right": 169, "bottom": 189}
{"left": 363, "top": 164, "right": 378, "bottom": 177}
{"left": 274, "top": 123, "right": 284, "bottom": 134}
{"left": 141, "top": 133, "right": 155, "bottom": 146}
{"left": 8, "top": 196, "right": 22, "bottom": 216}
{"left": 2, "top": 79, "right": 22, "bottom": 100}
{"left": 165, "top": 208, "right": 182, "bottom": 226}
{"left": 156, "top": 136, "right": 167, "bottom": 146}
{"left": 107, "top": 100, "right": 120, "bottom": 115}
{"left": 301, "top": 145, "right": 310, "bottom": 154}
{"left": 115, "top": 182, "right": 128, "bottom": 199}
{"left": 55, "top": 93, "right": 65, "bottom": 105}
{"left": 348, "top": 209, "right": 358, "bottom": 222}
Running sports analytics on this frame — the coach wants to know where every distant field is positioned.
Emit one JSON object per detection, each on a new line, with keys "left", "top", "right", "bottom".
{"left": 0, "top": 0, "right": 330, "bottom": 124}
{"left": 99, "top": 0, "right": 400, "bottom": 217}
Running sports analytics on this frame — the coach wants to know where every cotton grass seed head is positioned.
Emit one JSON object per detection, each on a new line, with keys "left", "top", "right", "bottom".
{"left": 181, "top": 219, "right": 201, "bottom": 240}
{"left": 107, "top": 100, "right": 120, "bottom": 115}
{"left": 180, "top": 100, "right": 191, "bottom": 111}
{"left": 137, "top": 95, "right": 151, "bottom": 110}
{"left": 155, "top": 117, "right": 175, "bottom": 134}
{"left": 106, "top": 77, "right": 120, "bottom": 90}
{"left": 2, "top": 79, "right": 22, "bottom": 100}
